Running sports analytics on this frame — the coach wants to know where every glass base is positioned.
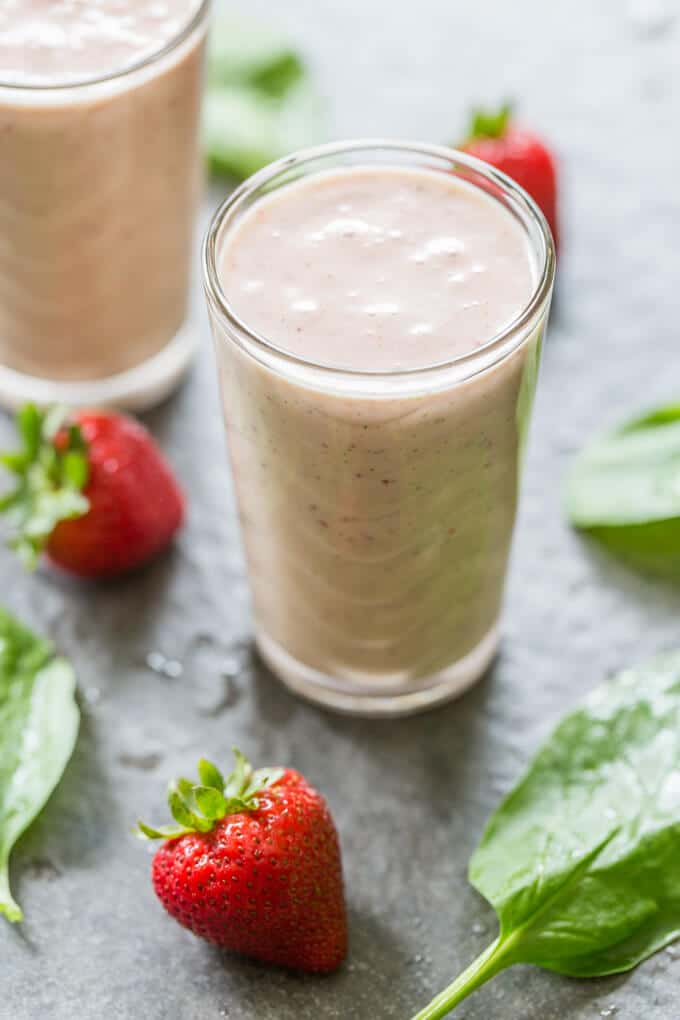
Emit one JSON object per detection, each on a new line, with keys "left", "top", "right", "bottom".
{"left": 0, "top": 321, "right": 197, "bottom": 413}
{"left": 255, "top": 624, "right": 499, "bottom": 717}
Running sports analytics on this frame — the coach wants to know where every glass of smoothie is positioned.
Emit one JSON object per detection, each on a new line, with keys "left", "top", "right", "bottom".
{"left": 0, "top": 0, "right": 210, "bottom": 411}
{"left": 203, "top": 141, "right": 555, "bottom": 716}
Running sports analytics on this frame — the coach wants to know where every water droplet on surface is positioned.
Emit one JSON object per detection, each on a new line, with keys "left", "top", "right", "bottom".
{"left": 118, "top": 750, "right": 163, "bottom": 771}
{"left": 145, "top": 651, "right": 183, "bottom": 679}
{"left": 666, "top": 944, "right": 678, "bottom": 958}
{"left": 599, "top": 1006, "right": 618, "bottom": 1017}
{"left": 472, "top": 922, "right": 487, "bottom": 935}
{"left": 222, "top": 656, "right": 242, "bottom": 680}
{"left": 145, "top": 651, "right": 166, "bottom": 672}
{"left": 25, "top": 857, "right": 61, "bottom": 880}
{"left": 83, "top": 686, "right": 101, "bottom": 705}
{"left": 187, "top": 635, "right": 248, "bottom": 715}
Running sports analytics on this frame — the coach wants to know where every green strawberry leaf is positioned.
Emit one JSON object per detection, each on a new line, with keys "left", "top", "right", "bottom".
{"left": 174, "top": 777, "right": 197, "bottom": 801}
{"left": 0, "top": 404, "right": 91, "bottom": 569}
{"left": 137, "top": 821, "right": 191, "bottom": 841}
{"left": 225, "top": 748, "right": 252, "bottom": 799}
{"left": 246, "top": 767, "right": 285, "bottom": 800}
{"left": 0, "top": 452, "right": 29, "bottom": 475}
{"left": 468, "top": 102, "right": 513, "bottom": 141}
{"left": 18, "top": 404, "right": 42, "bottom": 459}
{"left": 168, "top": 784, "right": 213, "bottom": 834}
{"left": 194, "top": 786, "right": 227, "bottom": 820}
{"left": 139, "top": 750, "right": 285, "bottom": 840}
{"left": 198, "top": 758, "right": 225, "bottom": 793}
{"left": 62, "top": 451, "right": 89, "bottom": 490}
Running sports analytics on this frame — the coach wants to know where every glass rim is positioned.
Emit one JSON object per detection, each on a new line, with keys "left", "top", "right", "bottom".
{"left": 202, "top": 139, "right": 556, "bottom": 381}
{"left": 0, "top": 0, "right": 210, "bottom": 93}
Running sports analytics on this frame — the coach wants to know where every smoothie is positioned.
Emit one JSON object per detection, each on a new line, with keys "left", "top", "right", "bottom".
{"left": 206, "top": 152, "right": 553, "bottom": 714}
{"left": 0, "top": 0, "right": 208, "bottom": 408}
{"left": 221, "top": 167, "right": 536, "bottom": 371}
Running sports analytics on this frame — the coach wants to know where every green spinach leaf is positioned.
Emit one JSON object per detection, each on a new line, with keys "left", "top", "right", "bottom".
{"left": 203, "top": 80, "right": 325, "bottom": 182}
{"left": 566, "top": 403, "right": 680, "bottom": 576}
{"left": 203, "top": 16, "right": 326, "bottom": 180}
{"left": 207, "top": 15, "right": 306, "bottom": 97}
{"left": 0, "top": 609, "right": 79, "bottom": 922}
{"left": 410, "top": 653, "right": 680, "bottom": 1018}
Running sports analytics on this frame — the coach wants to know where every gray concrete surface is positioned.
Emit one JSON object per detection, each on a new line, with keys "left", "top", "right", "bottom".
{"left": 3, "top": 0, "right": 680, "bottom": 1016}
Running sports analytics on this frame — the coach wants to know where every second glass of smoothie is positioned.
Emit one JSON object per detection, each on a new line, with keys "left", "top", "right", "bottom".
{"left": 204, "top": 141, "right": 555, "bottom": 716}
{"left": 0, "top": 0, "right": 209, "bottom": 411}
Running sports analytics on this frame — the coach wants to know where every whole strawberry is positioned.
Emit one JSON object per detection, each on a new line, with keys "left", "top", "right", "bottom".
{"left": 139, "top": 751, "right": 347, "bottom": 973}
{"left": 460, "top": 104, "right": 559, "bottom": 251}
{"left": 0, "top": 404, "right": 184, "bottom": 577}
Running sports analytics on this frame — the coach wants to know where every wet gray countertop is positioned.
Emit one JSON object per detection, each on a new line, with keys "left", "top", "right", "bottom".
{"left": 3, "top": 1, "right": 680, "bottom": 1017}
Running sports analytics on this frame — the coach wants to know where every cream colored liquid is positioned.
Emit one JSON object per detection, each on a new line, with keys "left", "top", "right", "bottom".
{"left": 214, "top": 166, "right": 542, "bottom": 694}
{"left": 0, "top": 0, "right": 205, "bottom": 385}
{"left": 0, "top": 0, "right": 201, "bottom": 84}
{"left": 221, "top": 167, "right": 535, "bottom": 370}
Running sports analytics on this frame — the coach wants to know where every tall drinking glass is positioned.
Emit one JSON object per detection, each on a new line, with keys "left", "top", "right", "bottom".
{"left": 0, "top": 1, "right": 210, "bottom": 411}
{"left": 203, "top": 141, "right": 555, "bottom": 716}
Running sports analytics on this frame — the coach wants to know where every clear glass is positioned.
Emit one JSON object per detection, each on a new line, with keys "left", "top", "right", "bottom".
{"left": 203, "top": 141, "right": 555, "bottom": 716}
{"left": 0, "top": 1, "right": 210, "bottom": 411}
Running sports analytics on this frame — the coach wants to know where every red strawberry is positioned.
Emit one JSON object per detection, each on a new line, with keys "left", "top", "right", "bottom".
{"left": 460, "top": 104, "right": 559, "bottom": 251}
{"left": 0, "top": 404, "right": 184, "bottom": 577}
{"left": 139, "top": 751, "right": 347, "bottom": 973}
